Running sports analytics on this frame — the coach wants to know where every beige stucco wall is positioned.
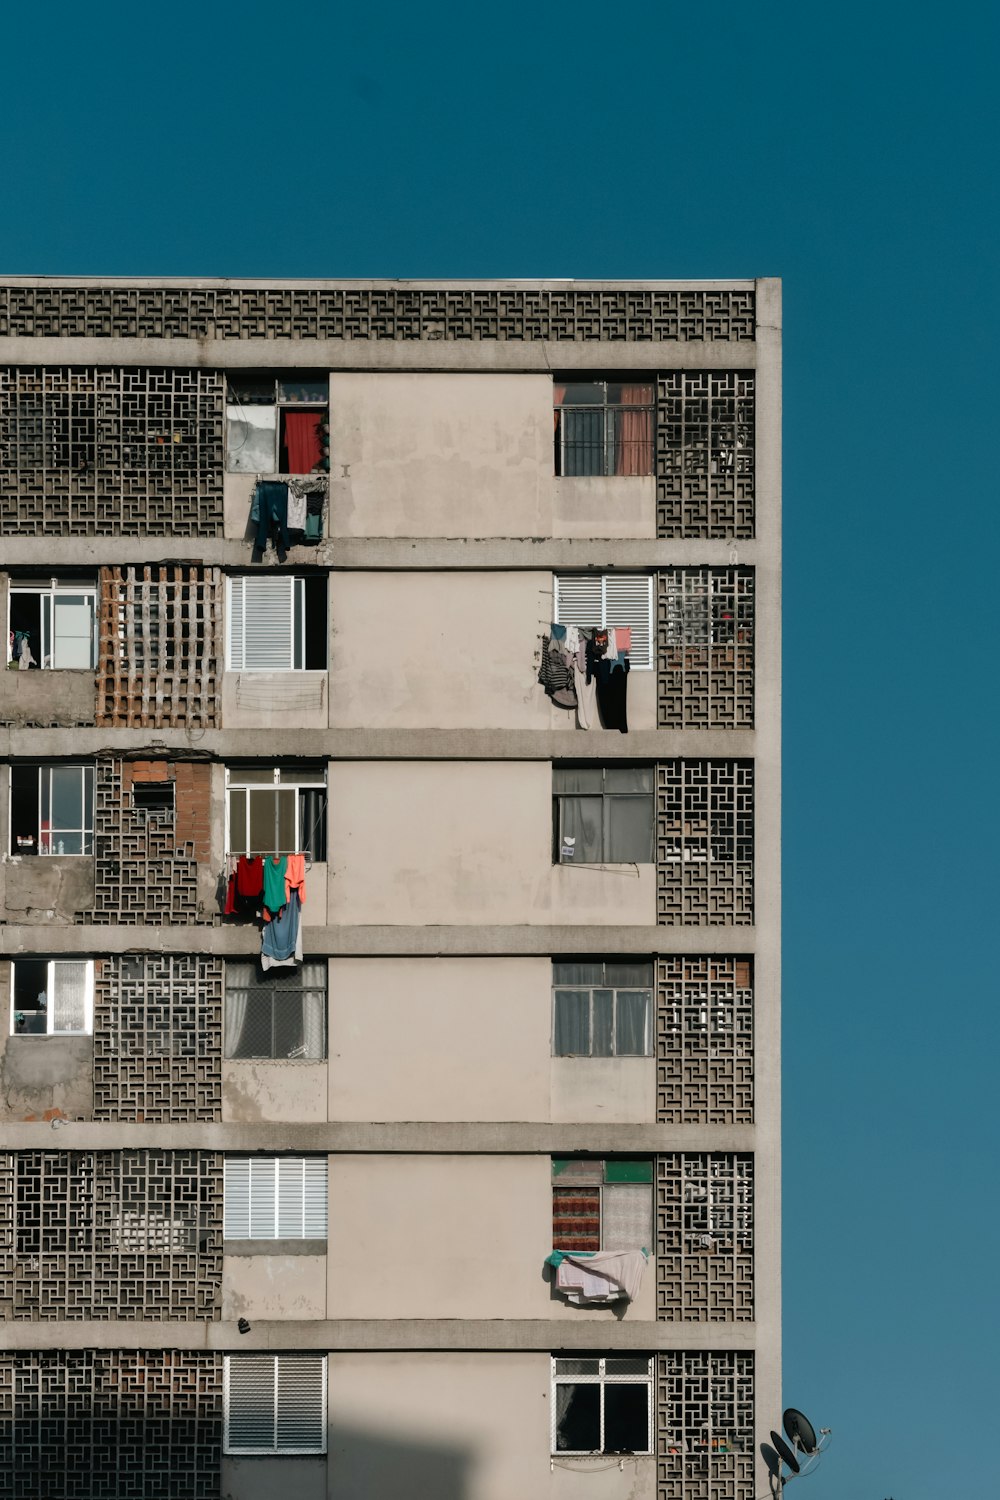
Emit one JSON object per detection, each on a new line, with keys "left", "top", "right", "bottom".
{"left": 222, "top": 1253, "right": 327, "bottom": 1320}
{"left": 222, "top": 1062, "right": 328, "bottom": 1123}
{"left": 222, "top": 1457, "right": 325, "bottom": 1500}
{"left": 553, "top": 474, "right": 656, "bottom": 539}
{"left": 222, "top": 671, "right": 328, "bottom": 730}
{"left": 327, "top": 1155, "right": 655, "bottom": 1322}
{"left": 329, "top": 373, "right": 554, "bottom": 538}
{"left": 549, "top": 1057, "right": 655, "bottom": 1124}
{"left": 328, "top": 958, "right": 550, "bottom": 1123}
{"left": 327, "top": 1352, "right": 655, "bottom": 1500}
{"left": 327, "top": 762, "right": 655, "bottom": 927}
{"left": 327, "top": 570, "right": 655, "bottom": 731}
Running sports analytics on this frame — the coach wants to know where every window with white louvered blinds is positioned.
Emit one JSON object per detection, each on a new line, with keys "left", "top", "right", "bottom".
{"left": 225, "top": 1355, "right": 327, "bottom": 1454}
{"left": 223, "top": 1157, "right": 328, "bottom": 1240}
{"left": 553, "top": 574, "right": 654, "bottom": 669}
{"left": 227, "top": 575, "right": 305, "bottom": 670}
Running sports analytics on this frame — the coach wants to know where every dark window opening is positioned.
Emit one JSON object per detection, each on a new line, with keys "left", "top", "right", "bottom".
{"left": 554, "top": 380, "right": 654, "bottom": 477}
{"left": 131, "top": 782, "right": 175, "bottom": 818}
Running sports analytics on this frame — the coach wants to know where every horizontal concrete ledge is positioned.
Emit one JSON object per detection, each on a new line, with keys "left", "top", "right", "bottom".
{"left": 0, "top": 1122, "right": 756, "bottom": 1153}
{"left": 0, "top": 276, "right": 758, "bottom": 291}
{"left": 0, "top": 536, "right": 762, "bottom": 570}
{"left": 0, "top": 924, "right": 755, "bottom": 957}
{"left": 0, "top": 339, "right": 756, "bottom": 373}
{"left": 0, "top": 727, "right": 755, "bottom": 760}
{"left": 1, "top": 1318, "right": 759, "bottom": 1353}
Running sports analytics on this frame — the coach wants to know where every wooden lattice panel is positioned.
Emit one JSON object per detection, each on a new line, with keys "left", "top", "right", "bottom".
{"left": 0, "top": 1150, "right": 221, "bottom": 1321}
{"left": 0, "top": 285, "right": 756, "bottom": 342}
{"left": 656, "top": 957, "right": 753, "bottom": 1124}
{"left": 656, "top": 1155, "right": 754, "bottom": 1321}
{"left": 656, "top": 373, "right": 755, "bottom": 538}
{"left": 96, "top": 567, "right": 222, "bottom": 729}
{"left": 657, "top": 1352, "right": 754, "bottom": 1500}
{"left": 656, "top": 762, "right": 754, "bottom": 926}
{"left": 94, "top": 956, "right": 222, "bottom": 1122}
{"left": 0, "top": 366, "right": 223, "bottom": 536}
{"left": 0, "top": 1349, "right": 222, "bottom": 1499}
{"left": 657, "top": 570, "right": 754, "bottom": 729}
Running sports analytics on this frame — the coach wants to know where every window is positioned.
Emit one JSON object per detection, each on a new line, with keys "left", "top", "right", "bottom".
{"left": 226, "top": 374, "right": 329, "bottom": 475}
{"left": 553, "top": 765, "right": 654, "bottom": 864}
{"left": 552, "top": 1158, "right": 653, "bottom": 1252}
{"left": 131, "top": 781, "right": 175, "bottom": 818}
{"left": 226, "top": 575, "right": 327, "bottom": 671}
{"left": 9, "top": 764, "right": 95, "bottom": 855}
{"left": 225, "top": 960, "right": 327, "bottom": 1060}
{"left": 552, "top": 1356, "right": 653, "bottom": 1455}
{"left": 226, "top": 764, "right": 327, "bottom": 860}
{"left": 223, "top": 1157, "right": 328, "bottom": 1241}
{"left": 10, "top": 959, "right": 94, "bottom": 1035}
{"left": 554, "top": 381, "right": 654, "bottom": 477}
{"left": 8, "top": 577, "right": 97, "bottom": 669}
{"left": 554, "top": 573, "right": 654, "bottom": 670}
{"left": 224, "top": 1355, "right": 327, "bottom": 1455}
{"left": 552, "top": 961, "right": 653, "bottom": 1057}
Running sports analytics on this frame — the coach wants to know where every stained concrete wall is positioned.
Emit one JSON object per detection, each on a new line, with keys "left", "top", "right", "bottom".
{"left": 326, "top": 1352, "right": 655, "bottom": 1500}
{"left": 222, "top": 1253, "right": 327, "bottom": 1320}
{"left": 553, "top": 475, "right": 656, "bottom": 539}
{"left": 327, "top": 570, "right": 655, "bottom": 732}
{"left": 0, "top": 669, "right": 95, "bottom": 727}
{"left": 0, "top": 961, "right": 93, "bottom": 1118}
{"left": 222, "top": 672, "right": 328, "bottom": 730}
{"left": 222, "top": 1062, "right": 328, "bottom": 1123}
{"left": 329, "top": 373, "right": 554, "bottom": 539}
{"left": 327, "top": 762, "right": 655, "bottom": 928}
{"left": 0, "top": 855, "right": 95, "bottom": 924}
{"left": 327, "top": 1155, "right": 656, "bottom": 1323}
{"left": 222, "top": 1458, "right": 325, "bottom": 1500}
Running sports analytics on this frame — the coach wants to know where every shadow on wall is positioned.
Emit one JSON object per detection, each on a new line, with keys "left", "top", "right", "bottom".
{"left": 323, "top": 1422, "right": 472, "bottom": 1500}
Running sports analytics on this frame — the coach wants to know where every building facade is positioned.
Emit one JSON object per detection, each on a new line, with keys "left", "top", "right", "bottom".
{"left": 0, "top": 276, "right": 781, "bottom": 1500}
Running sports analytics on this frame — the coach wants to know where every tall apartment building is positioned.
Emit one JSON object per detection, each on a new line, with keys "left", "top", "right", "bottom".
{"left": 0, "top": 277, "right": 780, "bottom": 1500}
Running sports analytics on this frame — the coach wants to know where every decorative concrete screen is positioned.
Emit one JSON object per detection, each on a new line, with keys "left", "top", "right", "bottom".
{"left": 0, "top": 285, "right": 756, "bottom": 342}
{"left": 656, "top": 373, "right": 755, "bottom": 538}
{"left": 657, "top": 569, "right": 755, "bottom": 729}
{"left": 0, "top": 1349, "right": 222, "bottom": 1499}
{"left": 84, "top": 760, "right": 205, "bottom": 927}
{"left": 94, "top": 956, "right": 222, "bottom": 1122}
{"left": 96, "top": 567, "right": 222, "bottom": 729}
{"left": 656, "top": 957, "right": 753, "bottom": 1125}
{"left": 656, "top": 762, "right": 754, "bottom": 926}
{"left": 0, "top": 366, "right": 223, "bottom": 536}
{"left": 0, "top": 1150, "right": 221, "bottom": 1321}
{"left": 657, "top": 1351, "right": 754, "bottom": 1500}
{"left": 656, "top": 1155, "right": 754, "bottom": 1321}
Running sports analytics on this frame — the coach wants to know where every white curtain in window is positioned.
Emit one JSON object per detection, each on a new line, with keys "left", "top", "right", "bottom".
{"left": 603, "top": 1185, "right": 653, "bottom": 1251}
{"left": 615, "top": 990, "right": 651, "bottom": 1056}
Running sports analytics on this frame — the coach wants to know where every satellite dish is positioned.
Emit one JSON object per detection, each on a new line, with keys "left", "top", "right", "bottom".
{"left": 770, "top": 1431, "right": 801, "bottom": 1475}
{"left": 783, "top": 1409, "right": 818, "bottom": 1456}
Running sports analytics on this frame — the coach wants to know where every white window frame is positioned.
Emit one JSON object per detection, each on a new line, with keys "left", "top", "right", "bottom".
{"left": 223, "top": 1156, "right": 329, "bottom": 1241}
{"left": 10, "top": 764, "right": 96, "bottom": 856}
{"left": 553, "top": 573, "right": 654, "bottom": 670}
{"left": 7, "top": 577, "right": 97, "bottom": 670}
{"left": 550, "top": 1356, "right": 654, "bottom": 1455}
{"left": 226, "top": 575, "right": 309, "bottom": 672}
{"left": 10, "top": 959, "right": 94, "bottom": 1036}
{"left": 225, "top": 375, "right": 328, "bottom": 476}
{"left": 224, "top": 765, "right": 327, "bottom": 858}
{"left": 224, "top": 1354, "right": 327, "bottom": 1455}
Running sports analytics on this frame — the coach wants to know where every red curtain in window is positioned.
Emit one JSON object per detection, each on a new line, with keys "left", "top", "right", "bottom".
{"left": 284, "top": 411, "right": 323, "bottom": 474}
{"left": 615, "top": 384, "right": 653, "bottom": 476}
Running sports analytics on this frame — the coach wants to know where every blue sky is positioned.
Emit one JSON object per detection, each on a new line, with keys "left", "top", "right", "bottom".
{"left": 3, "top": 0, "right": 997, "bottom": 1493}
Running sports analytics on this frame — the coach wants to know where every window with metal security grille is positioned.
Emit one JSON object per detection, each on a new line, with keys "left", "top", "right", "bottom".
{"left": 553, "top": 381, "right": 654, "bottom": 477}
{"left": 226, "top": 575, "right": 327, "bottom": 671}
{"left": 552, "top": 1158, "right": 653, "bottom": 1253}
{"left": 7, "top": 576, "right": 97, "bottom": 670}
{"left": 223, "top": 1156, "right": 328, "bottom": 1241}
{"left": 224, "top": 1354, "right": 327, "bottom": 1454}
{"left": 225, "top": 764, "right": 327, "bottom": 860}
{"left": 554, "top": 573, "right": 654, "bottom": 670}
{"left": 553, "top": 765, "right": 654, "bottom": 864}
{"left": 224, "top": 961, "right": 327, "bottom": 1060}
{"left": 552, "top": 1356, "right": 653, "bottom": 1455}
{"left": 10, "top": 959, "right": 94, "bottom": 1035}
{"left": 552, "top": 960, "right": 653, "bottom": 1057}
{"left": 226, "top": 374, "right": 329, "bottom": 476}
{"left": 8, "top": 764, "right": 94, "bottom": 856}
